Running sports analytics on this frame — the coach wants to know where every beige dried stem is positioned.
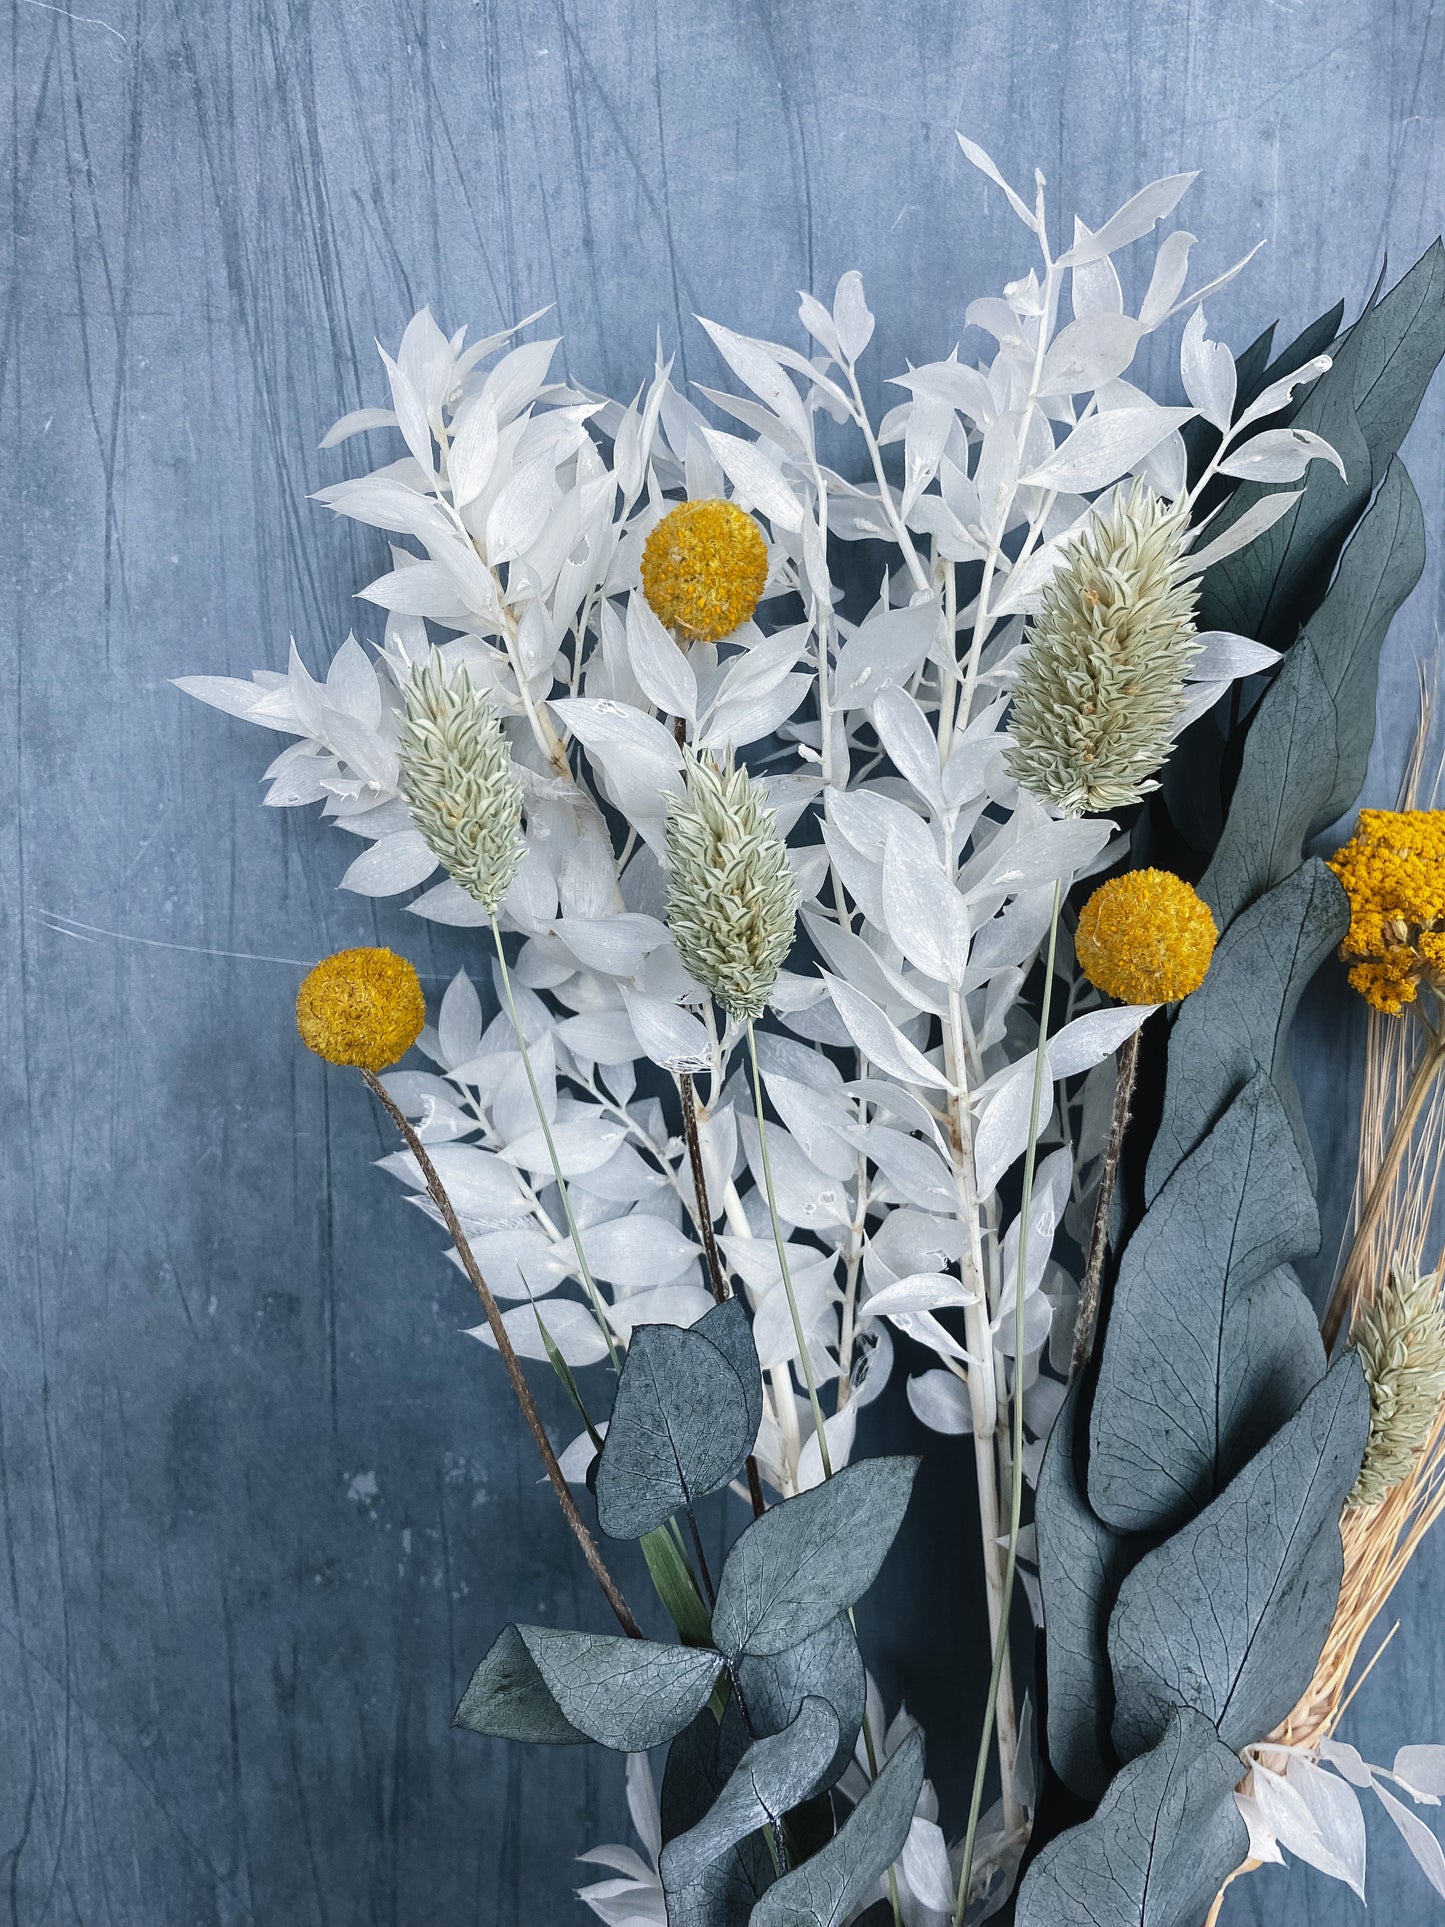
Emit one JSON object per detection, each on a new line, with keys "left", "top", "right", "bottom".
{"left": 1207, "top": 664, "right": 1445, "bottom": 1924}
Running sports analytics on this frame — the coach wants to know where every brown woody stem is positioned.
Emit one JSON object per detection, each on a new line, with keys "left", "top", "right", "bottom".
{"left": 1070, "top": 1025, "right": 1143, "bottom": 1382}
{"left": 362, "top": 1069, "right": 643, "bottom": 1639}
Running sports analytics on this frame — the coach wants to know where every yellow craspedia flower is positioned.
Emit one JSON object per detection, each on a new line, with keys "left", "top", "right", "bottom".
{"left": 295, "top": 947, "right": 425, "bottom": 1072}
{"left": 641, "top": 498, "right": 768, "bottom": 643}
{"left": 1328, "top": 809, "right": 1445, "bottom": 1015}
{"left": 1075, "top": 869, "right": 1217, "bottom": 1005}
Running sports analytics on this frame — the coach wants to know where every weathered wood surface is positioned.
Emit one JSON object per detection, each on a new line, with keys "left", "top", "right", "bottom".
{"left": 4, "top": 1, "right": 1444, "bottom": 1920}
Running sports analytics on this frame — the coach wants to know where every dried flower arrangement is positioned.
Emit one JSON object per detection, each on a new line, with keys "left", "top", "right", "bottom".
{"left": 179, "top": 140, "right": 1445, "bottom": 1925}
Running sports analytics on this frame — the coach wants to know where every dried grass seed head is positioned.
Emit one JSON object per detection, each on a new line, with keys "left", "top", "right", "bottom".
{"left": 1350, "top": 1256, "right": 1445, "bottom": 1508}
{"left": 398, "top": 652, "right": 524, "bottom": 913}
{"left": 1006, "top": 482, "right": 1199, "bottom": 816}
{"left": 665, "top": 752, "right": 797, "bottom": 1022}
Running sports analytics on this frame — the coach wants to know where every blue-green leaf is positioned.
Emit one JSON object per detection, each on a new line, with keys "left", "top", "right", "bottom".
{"left": 1109, "top": 1356, "right": 1369, "bottom": 1758}
{"left": 1089, "top": 1074, "right": 1323, "bottom": 1533}
{"left": 596, "top": 1296, "right": 762, "bottom": 1540}
{"left": 1015, "top": 1709, "right": 1248, "bottom": 1927}
{"left": 737, "top": 1615, "right": 865, "bottom": 1790}
{"left": 661, "top": 1698, "right": 840, "bottom": 1894}
{"left": 711, "top": 1458, "right": 918, "bottom": 1660}
{"left": 453, "top": 1622, "right": 587, "bottom": 1745}
{"left": 1036, "top": 1383, "right": 1138, "bottom": 1804}
{"left": 517, "top": 1625, "right": 723, "bottom": 1751}
{"left": 1201, "top": 458, "right": 1426, "bottom": 928}
{"left": 749, "top": 1729, "right": 925, "bottom": 1927}
{"left": 1144, "top": 859, "right": 1346, "bottom": 1201}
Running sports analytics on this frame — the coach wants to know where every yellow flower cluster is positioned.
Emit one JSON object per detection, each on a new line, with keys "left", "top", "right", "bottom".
{"left": 1328, "top": 809, "right": 1445, "bottom": 1014}
{"left": 1075, "top": 869, "right": 1218, "bottom": 1005}
{"left": 295, "top": 948, "right": 425, "bottom": 1071}
{"left": 641, "top": 498, "right": 768, "bottom": 643}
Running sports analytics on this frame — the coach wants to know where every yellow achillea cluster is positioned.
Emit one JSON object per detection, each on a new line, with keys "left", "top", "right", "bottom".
{"left": 1075, "top": 869, "right": 1218, "bottom": 1005}
{"left": 295, "top": 947, "right": 425, "bottom": 1071}
{"left": 1328, "top": 808, "right": 1445, "bottom": 1014}
{"left": 641, "top": 498, "right": 768, "bottom": 643}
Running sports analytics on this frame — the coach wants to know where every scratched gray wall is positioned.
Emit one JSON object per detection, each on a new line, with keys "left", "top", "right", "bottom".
{"left": 5, "top": 1, "right": 1445, "bottom": 1921}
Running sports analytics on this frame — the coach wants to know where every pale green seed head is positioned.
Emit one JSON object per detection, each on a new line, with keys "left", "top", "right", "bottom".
{"left": 398, "top": 653, "right": 524, "bottom": 914}
{"left": 1005, "top": 481, "right": 1199, "bottom": 817}
{"left": 1349, "top": 1256, "right": 1445, "bottom": 1509}
{"left": 665, "top": 753, "right": 797, "bottom": 1023}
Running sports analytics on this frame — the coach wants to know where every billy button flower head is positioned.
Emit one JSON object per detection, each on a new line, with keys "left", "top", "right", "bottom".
{"left": 1076, "top": 868, "right": 1218, "bottom": 1005}
{"left": 398, "top": 651, "right": 524, "bottom": 913}
{"left": 1006, "top": 482, "right": 1199, "bottom": 817}
{"left": 1328, "top": 808, "right": 1445, "bottom": 1015}
{"left": 296, "top": 947, "right": 425, "bottom": 1071}
{"left": 641, "top": 498, "right": 769, "bottom": 643}
{"left": 666, "top": 751, "right": 797, "bottom": 1022}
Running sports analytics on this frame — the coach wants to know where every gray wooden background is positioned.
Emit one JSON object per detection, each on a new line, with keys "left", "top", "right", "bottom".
{"left": 5, "top": 0, "right": 1445, "bottom": 1921}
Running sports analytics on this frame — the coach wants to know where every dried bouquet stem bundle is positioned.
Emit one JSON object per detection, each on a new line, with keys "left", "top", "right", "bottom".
{"left": 179, "top": 139, "right": 1445, "bottom": 1927}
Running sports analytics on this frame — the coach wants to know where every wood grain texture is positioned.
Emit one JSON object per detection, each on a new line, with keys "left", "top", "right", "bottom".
{"left": 3, "top": 1, "right": 1444, "bottom": 1920}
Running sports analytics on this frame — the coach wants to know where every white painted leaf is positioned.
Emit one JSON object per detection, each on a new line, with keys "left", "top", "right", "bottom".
{"left": 625, "top": 592, "right": 697, "bottom": 724}
{"left": 901, "top": 1817, "right": 955, "bottom": 1915}
{"left": 860, "top": 1274, "right": 975, "bottom": 1319}
{"left": 469, "top": 1298, "right": 612, "bottom": 1367}
{"left": 1187, "top": 631, "right": 1281, "bottom": 680}
{"left": 319, "top": 405, "right": 399, "bottom": 448}
{"left": 822, "top": 974, "right": 950, "bottom": 1090}
{"left": 501, "top": 1119, "right": 627, "bottom": 1178}
{"left": 1180, "top": 491, "right": 1304, "bottom": 575}
{"left": 1046, "top": 1004, "right": 1154, "bottom": 1080}
{"left": 872, "top": 684, "right": 946, "bottom": 812}
{"left": 881, "top": 829, "right": 970, "bottom": 986}
{"left": 1285, "top": 1757, "right": 1367, "bottom": 1897}
{"left": 1057, "top": 173, "right": 1197, "bottom": 267}
{"left": 485, "top": 454, "right": 555, "bottom": 561}
{"left": 581, "top": 1212, "right": 702, "bottom": 1288}
{"left": 701, "top": 426, "right": 804, "bottom": 532}
{"left": 1217, "top": 427, "right": 1347, "bottom": 484}
{"left": 906, "top": 1369, "right": 971, "bottom": 1435}
{"left": 619, "top": 985, "right": 712, "bottom": 1071}
{"left": 833, "top": 269, "right": 875, "bottom": 362}
{"left": 1234, "top": 1790, "right": 1285, "bottom": 1866}
{"left": 448, "top": 392, "right": 500, "bottom": 506}
{"left": 1138, "top": 230, "right": 1197, "bottom": 329}
{"left": 955, "top": 133, "right": 1038, "bottom": 231}
{"left": 974, "top": 1057, "right": 1043, "bottom": 1198}
{"left": 1235, "top": 354, "right": 1332, "bottom": 431}
{"left": 1041, "top": 313, "right": 1143, "bottom": 394}
{"left": 1180, "top": 307, "right": 1237, "bottom": 432}
{"left": 339, "top": 830, "right": 439, "bottom": 896}
{"left": 1021, "top": 406, "right": 1195, "bottom": 493}
{"left": 1394, "top": 1746, "right": 1445, "bottom": 1800}
{"left": 1375, "top": 1783, "right": 1445, "bottom": 1899}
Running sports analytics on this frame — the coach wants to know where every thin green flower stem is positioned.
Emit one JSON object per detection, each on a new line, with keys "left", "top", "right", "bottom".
{"left": 746, "top": 1020, "right": 833, "bottom": 1479}
{"left": 360, "top": 1070, "right": 642, "bottom": 1639}
{"left": 490, "top": 913, "right": 622, "bottom": 1372}
{"left": 954, "top": 877, "right": 1064, "bottom": 1927}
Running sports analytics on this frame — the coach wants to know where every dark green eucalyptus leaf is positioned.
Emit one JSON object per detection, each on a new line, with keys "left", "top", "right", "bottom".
{"left": 664, "top": 1704, "right": 746, "bottom": 1845}
{"left": 1199, "top": 246, "right": 1445, "bottom": 651}
{"left": 662, "top": 1831, "right": 776, "bottom": 1927}
{"left": 699, "top": 1294, "right": 766, "bottom": 1451}
{"left": 595, "top": 1299, "right": 762, "bottom": 1540}
{"left": 1346, "top": 238, "right": 1445, "bottom": 485}
{"left": 1202, "top": 458, "right": 1426, "bottom": 928}
{"left": 517, "top": 1625, "right": 723, "bottom": 1751}
{"left": 661, "top": 1698, "right": 840, "bottom": 1892}
{"left": 1036, "top": 1383, "right": 1138, "bottom": 1803}
{"left": 1015, "top": 1708, "right": 1248, "bottom": 1927}
{"left": 1144, "top": 859, "right": 1347, "bottom": 1201}
{"left": 711, "top": 1458, "right": 919, "bottom": 1660}
{"left": 1109, "top": 1355, "right": 1369, "bottom": 1759}
{"left": 749, "top": 1729, "right": 925, "bottom": 1927}
{"left": 738, "top": 1615, "right": 866, "bottom": 1790}
{"left": 1089, "top": 1074, "right": 1323, "bottom": 1533}
{"left": 452, "top": 1623, "right": 587, "bottom": 1745}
